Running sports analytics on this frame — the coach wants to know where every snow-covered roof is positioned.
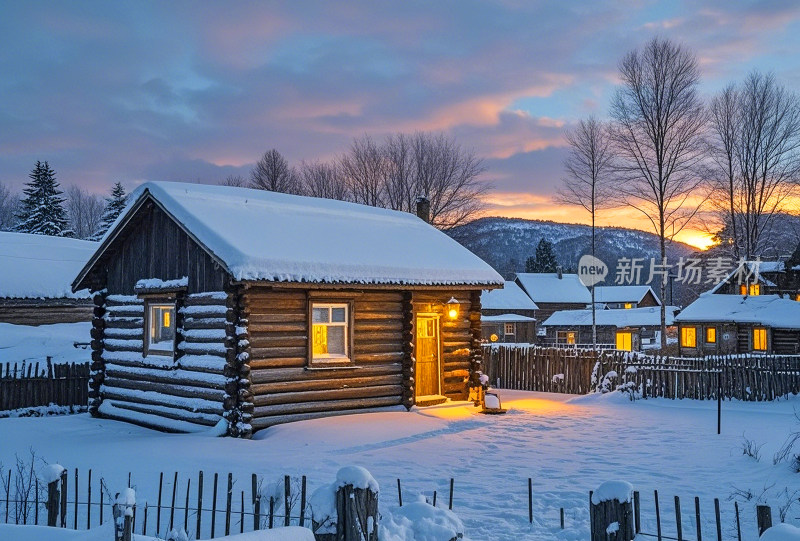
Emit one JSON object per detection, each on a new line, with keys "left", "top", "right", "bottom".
{"left": 542, "top": 306, "right": 678, "bottom": 328}
{"left": 515, "top": 273, "right": 591, "bottom": 304}
{"left": 481, "top": 281, "right": 538, "bottom": 311}
{"left": 594, "top": 285, "right": 660, "bottom": 306}
{"left": 675, "top": 293, "right": 800, "bottom": 329}
{"left": 75, "top": 181, "right": 503, "bottom": 288}
{"left": 0, "top": 232, "right": 96, "bottom": 299}
{"left": 708, "top": 260, "right": 781, "bottom": 294}
{"left": 481, "top": 313, "right": 536, "bottom": 323}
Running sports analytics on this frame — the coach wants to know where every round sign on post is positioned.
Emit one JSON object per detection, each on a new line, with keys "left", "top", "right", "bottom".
{"left": 578, "top": 254, "right": 608, "bottom": 287}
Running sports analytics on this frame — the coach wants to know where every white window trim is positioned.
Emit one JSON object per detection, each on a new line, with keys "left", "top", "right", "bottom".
{"left": 504, "top": 322, "right": 515, "bottom": 335}
{"left": 310, "top": 302, "right": 351, "bottom": 364}
{"left": 144, "top": 300, "right": 177, "bottom": 358}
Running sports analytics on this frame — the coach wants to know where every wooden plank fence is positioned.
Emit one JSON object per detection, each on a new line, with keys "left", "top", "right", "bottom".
{"left": 0, "top": 360, "right": 89, "bottom": 413}
{"left": 482, "top": 345, "right": 800, "bottom": 401}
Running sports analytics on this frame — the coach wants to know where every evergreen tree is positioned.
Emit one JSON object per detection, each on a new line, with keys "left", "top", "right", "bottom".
{"left": 15, "top": 161, "right": 72, "bottom": 236}
{"left": 787, "top": 241, "right": 800, "bottom": 271}
{"left": 90, "top": 182, "right": 128, "bottom": 241}
{"left": 527, "top": 239, "right": 559, "bottom": 273}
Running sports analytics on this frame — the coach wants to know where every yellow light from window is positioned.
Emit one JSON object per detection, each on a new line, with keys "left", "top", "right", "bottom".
{"left": 796, "top": 294, "right": 800, "bottom": 302}
{"left": 616, "top": 332, "right": 632, "bottom": 351}
{"left": 753, "top": 328, "right": 767, "bottom": 351}
{"left": 567, "top": 332, "right": 576, "bottom": 345}
{"left": 624, "top": 303, "right": 632, "bottom": 309}
{"left": 163, "top": 311, "right": 170, "bottom": 328}
{"left": 706, "top": 327, "right": 716, "bottom": 344}
{"left": 681, "top": 327, "right": 696, "bottom": 348}
{"left": 312, "top": 324, "right": 328, "bottom": 355}
{"left": 740, "top": 284, "right": 747, "bottom": 295}
{"left": 749, "top": 284, "right": 760, "bottom": 296}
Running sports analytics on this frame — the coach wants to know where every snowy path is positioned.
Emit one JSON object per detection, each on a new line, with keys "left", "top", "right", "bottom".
{"left": 1, "top": 390, "right": 798, "bottom": 540}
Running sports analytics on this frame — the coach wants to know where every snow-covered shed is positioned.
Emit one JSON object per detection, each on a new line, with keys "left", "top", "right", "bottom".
{"left": 72, "top": 181, "right": 503, "bottom": 437}
{"left": 480, "top": 281, "right": 538, "bottom": 343}
{"left": 514, "top": 271, "right": 591, "bottom": 321}
{"left": 593, "top": 285, "right": 661, "bottom": 309}
{"left": 541, "top": 306, "right": 679, "bottom": 351}
{"left": 0, "top": 232, "right": 96, "bottom": 325}
{"left": 675, "top": 293, "right": 800, "bottom": 355}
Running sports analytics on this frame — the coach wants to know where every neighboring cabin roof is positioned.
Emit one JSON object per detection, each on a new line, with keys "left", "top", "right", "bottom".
{"left": 73, "top": 181, "right": 503, "bottom": 289}
{"left": 708, "top": 260, "right": 781, "bottom": 294}
{"left": 675, "top": 293, "right": 800, "bottom": 329}
{"left": 0, "top": 232, "right": 96, "bottom": 299}
{"left": 481, "top": 313, "right": 536, "bottom": 323}
{"left": 515, "top": 273, "right": 591, "bottom": 304}
{"left": 542, "top": 306, "right": 678, "bottom": 328}
{"left": 594, "top": 285, "right": 661, "bottom": 306}
{"left": 481, "top": 281, "right": 539, "bottom": 311}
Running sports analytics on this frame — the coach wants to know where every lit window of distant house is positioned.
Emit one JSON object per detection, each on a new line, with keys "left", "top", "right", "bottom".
{"left": 557, "top": 331, "right": 576, "bottom": 345}
{"left": 749, "top": 284, "right": 760, "bottom": 296}
{"left": 680, "top": 327, "right": 696, "bottom": 348}
{"left": 311, "top": 303, "right": 350, "bottom": 364}
{"left": 753, "top": 327, "right": 768, "bottom": 351}
{"left": 740, "top": 284, "right": 747, "bottom": 295}
{"left": 504, "top": 322, "right": 515, "bottom": 336}
{"left": 624, "top": 303, "right": 633, "bottom": 309}
{"left": 616, "top": 331, "right": 632, "bottom": 351}
{"left": 796, "top": 293, "right": 800, "bottom": 302}
{"left": 145, "top": 301, "right": 176, "bottom": 356}
{"left": 705, "top": 327, "right": 716, "bottom": 344}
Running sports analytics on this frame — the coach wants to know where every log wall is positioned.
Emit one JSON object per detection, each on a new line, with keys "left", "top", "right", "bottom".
{"left": 0, "top": 299, "right": 93, "bottom": 326}
{"left": 95, "top": 291, "right": 230, "bottom": 433}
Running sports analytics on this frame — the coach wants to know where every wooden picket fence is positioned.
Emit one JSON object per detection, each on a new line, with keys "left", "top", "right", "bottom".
{"left": 482, "top": 345, "right": 800, "bottom": 401}
{"left": 0, "top": 360, "right": 89, "bottom": 413}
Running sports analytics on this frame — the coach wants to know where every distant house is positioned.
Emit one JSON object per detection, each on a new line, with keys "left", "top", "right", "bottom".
{"left": 675, "top": 293, "right": 800, "bottom": 355}
{"left": 514, "top": 271, "right": 591, "bottom": 322}
{"left": 594, "top": 285, "right": 661, "bottom": 309}
{"left": 541, "top": 306, "right": 679, "bottom": 351}
{"left": 72, "top": 182, "right": 502, "bottom": 437}
{"left": 480, "top": 281, "right": 538, "bottom": 343}
{"left": 710, "top": 260, "right": 799, "bottom": 297}
{"left": 0, "top": 232, "right": 96, "bottom": 325}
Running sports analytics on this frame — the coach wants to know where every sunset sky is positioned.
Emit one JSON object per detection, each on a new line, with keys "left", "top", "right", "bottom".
{"left": 3, "top": 1, "right": 800, "bottom": 249}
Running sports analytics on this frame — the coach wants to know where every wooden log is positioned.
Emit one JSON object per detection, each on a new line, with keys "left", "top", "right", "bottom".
{"left": 253, "top": 395, "right": 402, "bottom": 417}
{"left": 250, "top": 403, "right": 404, "bottom": 429}
{"left": 335, "top": 482, "right": 379, "bottom": 541}
{"left": 250, "top": 364, "right": 401, "bottom": 384}
{"left": 253, "top": 384, "right": 404, "bottom": 407}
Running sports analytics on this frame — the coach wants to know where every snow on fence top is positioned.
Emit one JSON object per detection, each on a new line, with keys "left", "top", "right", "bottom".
{"left": 515, "top": 272, "right": 591, "bottom": 304}
{"left": 0, "top": 232, "right": 95, "bottom": 298}
{"left": 675, "top": 293, "right": 800, "bottom": 329}
{"left": 40, "top": 463, "right": 65, "bottom": 484}
{"left": 591, "top": 480, "right": 633, "bottom": 504}
{"left": 542, "top": 306, "right": 679, "bottom": 328}
{"left": 83, "top": 182, "right": 503, "bottom": 287}
{"left": 335, "top": 465, "right": 379, "bottom": 491}
{"left": 481, "top": 281, "right": 539, "bottom": 310}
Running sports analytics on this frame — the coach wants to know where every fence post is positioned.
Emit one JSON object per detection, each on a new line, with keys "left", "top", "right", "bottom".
{"left": 44, "top": 465, "right": 65, "bottom": 527}
{"left": 113, "top": 488, "right": 135, "bottom": 541}
{"left": 756, "top": 505, "right": 772, "bottom": 536}
{"left": 589, "top": 481, "right": 634, "bottom": 541}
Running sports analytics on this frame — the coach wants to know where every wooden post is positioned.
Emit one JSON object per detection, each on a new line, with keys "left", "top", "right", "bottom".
{"left": 46, "top": 475, "right": 60, "bottom": 527}
{"left": 734, "top": 502, "right": 742, "bottom": 541}
{"left": 633, "top": 491, "right": 641, "bottom": 534}
{"left": 169, "top": 472, "right": 178, "bottom": 532}
{"left": 335, "top": 483, "right": 379, "bottom": 541}
{"left": 528, "top": 478, "right": 533, "bottom": 524}
{"left": 448, "top": 478, "right": 454, "bottom": 510}
{"left": 300, "top": 475, "right": 307, "bottom": 527}
{"left": 87, "top": 469, "right": 92, "bottom": 528}
{"left": 284, "top": 475, "right": 291, "bottom": 526}
{"left": 251, "top": 474, "right": 259, "bottom": 531}
{"left": 196, "top": 471, "right": 203, "bottom": 540}
{"left": 714, "top": 498, "right": 722, "bottom": 541}
{"left": 396, "top": 479, "right": 402, "bottom": 507}
{"left": 73, "top": 468, "right": 78, "bottom": 529}
{"left": 756, "top": 505, "right": 773, "bottom": 536}
{"left": 675, "top": 496, "right": 683, "bottom": 541}
{"left": 268, "top": 497, "right": 274, "bottom": 529}
{"left": 560, "top": 507, "right": 565, "bottom": 529}
{"left": 225, "top": 473, "right": 233, "bottom": 535}
{"left": 59, "top": 469, "right": 67, "bottom": 528}
{"left": 212, "top": 473, "right": 219, "bottom": 536}
{"left": 695, "top": 496, "right": 702, "bottom": 541}
{"left": 156, "top": 472, "right": 163, "bottom": 535}
{"left": 589, "top": 482, "right": 634, "bottom": 541}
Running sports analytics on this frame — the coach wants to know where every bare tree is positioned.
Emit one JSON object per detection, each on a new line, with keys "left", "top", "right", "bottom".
{"left": 557, "top": 117, "right": 614, "bottom": 347}
{"left": 338, "top": 135, "right": 387, "bottom": 207}
{"left": 65, "top": 185, "right": 104, "bottom": 240}
{"left": 383, "top": 132, "right": 416, "bottom": 212}
{"left": 609, "top": 37, "right": 707, "bottom": 347}
{"left": 0, "top": 182, "right": 19, "bottom": 231}
{"left": 250, "top": 149, "right": 302, "bottom": 194}
{"left": 221, "top": 174, "right": 247, "bottom": 188}
{"left": 299, "top": 160, "right": 347, "bottom": 200}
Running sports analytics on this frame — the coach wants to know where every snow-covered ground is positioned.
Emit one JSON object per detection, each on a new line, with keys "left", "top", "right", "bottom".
{"left": 1, "top": 390, "right": 798, "bottom": 540}
{"left": 0, "top": 322, "right": 91, "bottom": 367}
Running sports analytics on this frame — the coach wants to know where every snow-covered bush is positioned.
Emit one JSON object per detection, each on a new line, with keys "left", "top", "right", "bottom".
{"left": 380, "top": 494, "right": 465, "bottom": 541}
{"left": 760, "top": 523, "right": 800, "bottom": 540}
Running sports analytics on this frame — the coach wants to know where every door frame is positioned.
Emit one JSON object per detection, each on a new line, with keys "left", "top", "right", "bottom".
{"left": 414, "top": 312, "right": 443, "bottom": 398}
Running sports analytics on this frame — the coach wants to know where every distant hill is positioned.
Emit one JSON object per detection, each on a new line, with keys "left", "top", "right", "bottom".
{"left": 448, "top": 217, "right": 700, "bottom": 306}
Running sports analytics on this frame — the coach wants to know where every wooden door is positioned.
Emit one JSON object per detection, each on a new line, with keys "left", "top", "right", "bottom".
{"left": 416, "top": 315, "right": 441, "bottom": 397}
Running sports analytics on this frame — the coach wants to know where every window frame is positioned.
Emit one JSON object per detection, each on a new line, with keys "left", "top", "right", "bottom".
{"left": 557, "top": 330, "right": 577, "bottom": 345}
{"left": 680, "top": 326, "right": 697, "bottom": 348}
{"left": 143, "top": 298, "right": 178, "bottom": 358}
{"left": 753, "top": 327, "right": 768, "bottom": 351}
{"left": 705, "top": 326, "right": 717, "bottom": 344}
{"left": 504, "top": 322, "right": 516, "bottom": 336}
{"left": 308, "top": 301, "right": 354, "bottom": 367}
{"left": 749, "top": 283, "right": 761, "bottom": 296}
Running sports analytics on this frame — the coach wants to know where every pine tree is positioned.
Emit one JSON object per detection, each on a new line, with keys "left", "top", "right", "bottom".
{"left": 90, "top": 182, "right": 128, "bottom": 241}
{"left": 528, "top": 239, "right": 559, "bottom": 273}
{"left": 14, "top": 161, "right": 72, "bottom": 237}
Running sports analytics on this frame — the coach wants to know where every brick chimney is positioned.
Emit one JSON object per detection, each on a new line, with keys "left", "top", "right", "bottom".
{"left": 416, "top": 196, "right": 431, "bottom": 223}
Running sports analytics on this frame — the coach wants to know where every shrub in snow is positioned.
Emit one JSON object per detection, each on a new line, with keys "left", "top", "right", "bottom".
{"left": 742, "top": 435, "right": 764, "bottom": 461}
{"left": 760, "top": 523, "right": 800, "bottom": 540}
{"left": 380, "top": 500, "right": 465, "bottom": 541}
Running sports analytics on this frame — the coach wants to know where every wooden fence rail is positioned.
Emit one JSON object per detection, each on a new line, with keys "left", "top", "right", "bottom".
{"left": 0, "top": 360, "right": 89, "bottom": 413}
{"left": 482, "top": 345, "right": 800, "bottom": 401}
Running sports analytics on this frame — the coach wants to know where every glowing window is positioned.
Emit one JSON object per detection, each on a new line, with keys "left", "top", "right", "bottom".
{"left": 624, "top": 303, "right": 633, "bottom": 309}
{"left": 705, "top": 327, "right": 716, "bottom": 344}
{"left": 146, "top": 302, "right": 176, "bottom": 356}
{"left": 749, "top": 284, "right": 760, "bottom": 296}
{"left": 796, "top": 293, "right": 800, "bottom": 302}
{"left": 557, "top": 331, "right": 576, "bottom": 345}
{"left": 740, "top": 284, "right": 747, "bottom": 295}
{"left": 753, "top": 328, "right": 768, "bottom": 351}
{"left": 680, "top": 327, "right": 697, "bottom": 348}
{"left": 311, "top": 303, "right": 349, "bottom": 363}
{"left": 504, "top": 322, "right": 515, "bottom": 335}
{"left": 615, "top": 332, "right": 632, "bottom": 351}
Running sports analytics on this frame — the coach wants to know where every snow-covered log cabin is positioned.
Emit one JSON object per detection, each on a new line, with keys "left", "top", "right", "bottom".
{"left": 0, "top": 232, "right": 96, "bottom": 325}
{"left": 71, "top": 182, "right": 503, "bottom": 437}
